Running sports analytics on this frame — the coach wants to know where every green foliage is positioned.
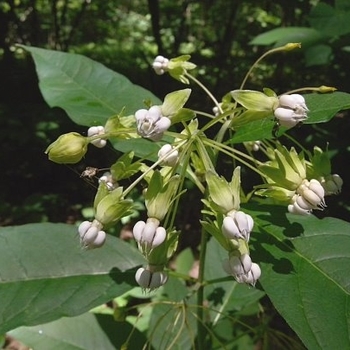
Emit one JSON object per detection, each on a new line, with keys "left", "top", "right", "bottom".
{"left": 251, "top": 1, "right": 350, "bottom": 66}
{"left": 2, "top": 3, "right": 350, "bottom": 349}
{"left": 19, "top": 45, "right": 161, "bottom": 126}
{"left": 0, "top": 223, "right": 144, "bottom": 334}
{"left": 250, "top": 204, "right": 350, "bottom": 349}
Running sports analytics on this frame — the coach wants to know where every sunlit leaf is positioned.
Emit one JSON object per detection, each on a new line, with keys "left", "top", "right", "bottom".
{"left": 20, "top": 45, "right": 161, "bottom": 126}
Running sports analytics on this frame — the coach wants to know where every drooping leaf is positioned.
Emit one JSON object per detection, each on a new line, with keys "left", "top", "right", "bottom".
{"left": 246, "top": 203, "right": 350, "bottom": 350}
{"left": 20, "top": 45, "right": 161, "bottom": 126}
{"left": 0, "top": 223, "right": 145, "bottom": 334}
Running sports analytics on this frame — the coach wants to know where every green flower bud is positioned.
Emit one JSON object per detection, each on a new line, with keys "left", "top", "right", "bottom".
{"left": 231, "top": 90, "right": 279, "bottom": 111}
{"left": 206, "top": 167, "right": 241, "bottom": 214}
{"left": 45, "top": 132, "right": 88, "bottom": 164}
{"left": 145, "top": 171, "right": 180, "bottom": 221}
{"left": 95, "top": 187, "right": 134, "bottom": 228}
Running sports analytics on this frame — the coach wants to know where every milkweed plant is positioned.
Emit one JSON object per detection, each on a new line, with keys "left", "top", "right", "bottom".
{"left": 10, "top": 42, "right": 350, "bottom": 349}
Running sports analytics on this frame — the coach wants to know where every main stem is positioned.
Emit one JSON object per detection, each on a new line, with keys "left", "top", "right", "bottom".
{"left": 196, "top": 226, "right": 208, "bottom": 350}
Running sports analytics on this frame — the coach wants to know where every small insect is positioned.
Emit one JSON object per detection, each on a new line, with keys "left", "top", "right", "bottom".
{"left": 80, "top": 166, "right": 99, "bottom": 179}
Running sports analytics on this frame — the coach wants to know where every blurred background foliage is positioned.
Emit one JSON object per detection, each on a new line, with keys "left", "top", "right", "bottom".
{"left": 0, "top": 0, "right": 349, "bottom": 227}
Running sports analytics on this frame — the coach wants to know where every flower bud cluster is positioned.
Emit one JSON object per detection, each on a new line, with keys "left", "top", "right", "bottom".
{"left": 274, "top": 94, "right": 308, "bottom": 128}
{"left": 87, "top": 126, "right": 107, "bottom": 148}
{"left": 152, "top": 55, "right": 169, "bottom": 75}
{"left": 288, "top": 179, "right": 326, "bottom": 215}
{"left": 222, "top": 210, "right": 254, "bottom": 242}
{"left": 223, "top": 253, "right": 261, "bottom": 286}
{"left": 135, "top": 266, "right": 168, "bottom": 290}
{"left": 78, "top": 219, "right": 106, "bottom": 249}
{"left": 135, "top": 106, "right": 171, "bottom": 141}
{"left": 99, "top": 172, "right": 117, "bottom": 191}
{"left": 133, "top": 218, "right": 167, "bottom": 256}
{"left": 158, "top": 144, "right": 179, "bottom": 167}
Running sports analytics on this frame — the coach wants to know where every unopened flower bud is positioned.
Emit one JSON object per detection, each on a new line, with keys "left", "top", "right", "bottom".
{"left": 297, "top": 179, "right": 326, "bottom": 210}
{"left": 99, "top": 172, "right": 117, "bottom": 190}
{"left": 135, "top": 106, "right": 171, "bottom": 141}
{"left": 133, "top": 218, "right": 166, "bottom": 254}
{"left": 88, "top": 126, "right": 107, "bottom": 148}
{"left": 135, "top": 267, "right": 168, "bottom": 289}
{"left": 238, "top": 263, "right": 261, "bottom": 286}
{"left": 78, "top": 220, "right": 106, "bottom": 249}
{"left": 45, "top": 132, "right": 88, "bottom": 164}
{"left": 274, "top": 94, "right": 308, "bottom": 128}
{"left": 222, "top": 254, "right": 252, "bottom": 276}
{"left": 222, "top": 211, "right": 254, "bottom": 241}
{"left": 158, "top": 144, "right": 179, "bottom": 167}
{"left": 152, "top": 55, "right": 169, "bottom": 75}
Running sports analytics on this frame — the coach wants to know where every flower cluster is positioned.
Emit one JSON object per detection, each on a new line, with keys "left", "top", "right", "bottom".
{"left": 135, "top": 105, "right": 171, "bottom": 141}
{"left": 274, "top": 94, "right": 309, "bottom": 128}
{"left": 152, "top": 55, "right": 169, "bottom": 75}
{"left": 78, "top": 220, "right": 106, "bottom": 249}
{"left": 223, "top": 254, "right": 261, "bottom": 285}
{"left": 44, "top": 47, "right": 344, "bottom": 296}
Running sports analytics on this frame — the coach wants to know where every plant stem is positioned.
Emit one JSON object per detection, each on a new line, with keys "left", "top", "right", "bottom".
{"left": 196, "top": 226, "right": 208, "bottom": 350}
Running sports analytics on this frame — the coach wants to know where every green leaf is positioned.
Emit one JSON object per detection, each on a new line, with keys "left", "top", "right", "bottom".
{"left": 20, "top": 45, "right": 161, "bottom": 126}
{"left": 305, "top": 91, "right": 350, "bottom": 123}
{"left": 250, "top": 27, "right": 325, "bottom": 48}
{"left": 9, "top": 312, "right": 147, "bottom": 350}
{"left": 247, "top": 204, "right": 350, "bottom": 350}
{"left": 304, "top": 44, "right": 333, "bottom": 66}
{"left": 0, "top": 223, "right": 145, "bottom": 334}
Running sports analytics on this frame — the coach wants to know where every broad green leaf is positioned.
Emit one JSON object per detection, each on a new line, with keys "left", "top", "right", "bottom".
{"left": 304, "top": 91, "right": 350, "bottom": 123}
{"left": 205, "top": 238, "right": 265, "bottom": 321}
{"left": 250, "top": 27, "right": 325, "bottom": 48}
{"left": 0, "top": 223, "right": 145, "bottom": 334}
{"left": 246, "top": 204, "right": 350, "bottom": 350}
{"left": 21, "top": 45, "right": 161, "bottom": 126}
{"left": 9, "top": 312, "right": 147, "bottom": 350}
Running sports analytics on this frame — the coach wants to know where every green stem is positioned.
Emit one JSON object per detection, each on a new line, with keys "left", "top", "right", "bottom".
{"left": 196, "top": 226, "right": 208, "bottom": 350}
{"left": 186, "top": 72, "right": 223, "bottom": 113}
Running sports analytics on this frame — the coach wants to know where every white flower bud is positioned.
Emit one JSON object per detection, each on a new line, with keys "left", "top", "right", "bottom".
{"left": 241, "top": 263, "right": 261, "bottom": 286}
{"left": 99, "top": 172, "right": 117, "bottom": 190}
{"left": 297, "top": 179, "right": 326, "bottom": 210}
{"left": 288, "top": 200, "right": 311, "bottom": 215}
{"left": 135, "top": 267, "right": 168, "bottom": 289}
{"left": 223, "top": 254, "right": 252, "bottom": 276}
{"left": 158, "top": 144, "right": 179, "bottom": 167}
{"left": 152, "top": 55, "right": 169, "bottom": 75}
{"left": 132, "top": 218, "right": 166, "bottom": 253}
{"left": 222, "top": 211, "right": 254, "bottom": 241}
{"left": 274, "top": 94, "right": 308, "bottom": 128}
{"left": 88, "top": 126, "right": 107, "bottom": 148}
{"left": 135, "top": 106, "right": 171, "bottom": 141}
{"left": 78, "top": 220, "right": 106, "bottom": 249}
{"left": 279, "top": 94, "right": 308, "bottom": 111}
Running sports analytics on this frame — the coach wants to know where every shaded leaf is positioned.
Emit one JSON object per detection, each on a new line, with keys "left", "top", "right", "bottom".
{"left": 246, "top": 204, "right": 350, "bottom": 350}
{"left": 0, "top": 223, "right": 145, "bottom": 334}
{"left": 9, "top": 312, "right": 147, "bottom": 350}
